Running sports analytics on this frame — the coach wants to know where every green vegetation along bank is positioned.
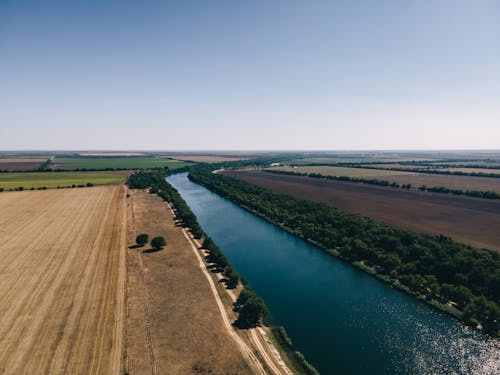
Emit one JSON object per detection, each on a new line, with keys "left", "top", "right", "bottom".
{"left": 188, "top": 168, "right": 500, "bottom": 337}
{"left": 126, "top": 170, "right": 319, "bottom": 374}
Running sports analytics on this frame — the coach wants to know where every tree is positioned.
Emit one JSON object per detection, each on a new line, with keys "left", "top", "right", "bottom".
{"left": 235, "top": 297, "right": 268, "bottom": 328}
{"left": 151, "top": 236, "right": 166, "bottom": 250}
{"left": 135, "top": 233, "right": 149, "bottom": 247}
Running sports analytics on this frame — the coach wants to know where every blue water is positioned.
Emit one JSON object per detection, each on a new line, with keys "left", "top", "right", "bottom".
{"left": 167, "top": 173, "right": 499, "bottom": 375}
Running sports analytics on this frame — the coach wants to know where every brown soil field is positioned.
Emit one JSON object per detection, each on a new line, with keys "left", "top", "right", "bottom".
{"left": 0, "top": 186, "right": 126, "bottom": 374}
{"left": 0, "top": 158, "right": 47, "bottom": 171}
{"left": 275, "top": 166, "right": 500, "bottom": 193}
{"left": 125, "top": 189, "right": 256, "bottom": 374}
{"left": 171, "top": 155, "right": 248, "bottom": 162}
{"left": 223, "top": 170, "right": 500, "bottom": 251}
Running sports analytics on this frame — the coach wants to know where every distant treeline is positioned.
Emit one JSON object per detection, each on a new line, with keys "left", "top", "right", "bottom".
{"left": 265, "top": 169, "right": 500, "bottom": 200}
{"left": 189, "top": 168, "right": 500, "bottom": 336}
{"left": 37, "top": 159, "right": 52, "bottom": 171}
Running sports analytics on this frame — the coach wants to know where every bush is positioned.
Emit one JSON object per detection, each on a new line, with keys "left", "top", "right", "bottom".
{"left": 151, "top": 236, "right": 166, "bottom": 249}
{"left": 136, "top": 233, "right": 149, "bottom": 247}
{"left": 234, "top": 296, "right": 268, "bottom": 328}
{"left": 234, "top": 287, "right": 268, "bottom": 328}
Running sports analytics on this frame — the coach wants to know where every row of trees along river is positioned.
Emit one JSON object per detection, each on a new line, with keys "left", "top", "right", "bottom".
{"left": 188, "top": 167, "right": 500, "bottom": 336}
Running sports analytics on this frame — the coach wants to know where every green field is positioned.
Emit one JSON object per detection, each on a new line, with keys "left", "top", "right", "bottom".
{"left": 0, "top": 171, "right": 128, "bottom": 190}
{"left": 54, "top": 157, "right": 192, "bottom": 170}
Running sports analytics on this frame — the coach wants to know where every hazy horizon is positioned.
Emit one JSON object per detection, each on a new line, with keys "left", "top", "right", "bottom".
{"left": 2, "top": 1, "right": 499, "bottom": 150}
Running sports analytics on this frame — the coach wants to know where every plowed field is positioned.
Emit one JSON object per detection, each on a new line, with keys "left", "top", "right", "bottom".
{"left": 223, "top": 170, "right": 500, "bottom": 251}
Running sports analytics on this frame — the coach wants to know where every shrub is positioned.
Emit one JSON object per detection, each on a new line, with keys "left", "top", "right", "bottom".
{"left": 151, "top": 236, "right": 166, "bottom": 250}
{"left": 136, "top": 233, "right": 149, "bottom": 247}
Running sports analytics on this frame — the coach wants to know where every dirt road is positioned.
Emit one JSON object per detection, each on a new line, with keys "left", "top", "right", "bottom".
{"left": 124, "top": 189, "right": 257, "bottom": 374}
{"left": 0, "top": 186, "right": 126, "bottom": 374}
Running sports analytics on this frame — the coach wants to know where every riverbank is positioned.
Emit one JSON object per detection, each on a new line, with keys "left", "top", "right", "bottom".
{"left": 127, "top": 170, "right": 319, "bottom": 374}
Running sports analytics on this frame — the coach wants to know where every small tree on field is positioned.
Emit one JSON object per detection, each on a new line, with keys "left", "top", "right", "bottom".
{"left": 136, "top": 233, "right": 149, "bottom": 247}
{"left": 151, "top": 236, "right": 166, "bottom": 250}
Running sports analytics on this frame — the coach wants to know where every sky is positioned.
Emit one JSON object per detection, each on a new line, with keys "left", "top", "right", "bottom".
{"left": 1, "top": 0, "right": 499, "bottom": 151}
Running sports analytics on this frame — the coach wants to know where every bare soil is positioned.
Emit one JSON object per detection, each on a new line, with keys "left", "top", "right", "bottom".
{"left": 0, "top": 161, "right": 44, "bottom": 171}
{"left": 223, "top": 170, "right": 500, "bottom": 251}
{"left": 0, "top": 186, "right": 126, "bottom": 374}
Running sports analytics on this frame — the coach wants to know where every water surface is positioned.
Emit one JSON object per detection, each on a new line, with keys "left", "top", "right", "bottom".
{"left": 167, "top": 173, "right": 499, "bottom": 375}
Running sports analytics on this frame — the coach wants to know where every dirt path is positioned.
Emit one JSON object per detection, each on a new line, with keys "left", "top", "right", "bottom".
{"left": 174, "top": 206, "right": 293, "bottom": 375}
{"left": 124, "top": 189, "right": 257, "bottom": 374}
{"left": 0, "top": 186, "right": 126, "bottom": 375}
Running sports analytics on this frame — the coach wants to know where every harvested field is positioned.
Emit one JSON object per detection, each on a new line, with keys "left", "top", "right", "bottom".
{"left": 375, "top": 173, "right": 500, "bottom": 193}
{"left": 125, "top": 189, "right": 254, "bottom": 374}
{"left": 272, "top": 166, "right": 500, "bottom": 193}
{"left": 287, "top": 156, "right": 437, "bottom": 165}
{"left": 440, "top": 167, "right": 500, "bottom": 175}
{"left": 428, "top": 161, "right": 500, "bottom": 167}
{"left": 0, "top": 186, "right": 126, "bottom": 374}
{"left": 271, "top": 166, "right": 413, "bottom": 178}
{"left": 0, "top": 171, "right": 128, "bottom": 190}
{"left": 365, "top": 164, "right": 437, "bottom": 170}
{"left": 223, "top": 170, "right": 500, "bottom": 251}
{"left": 170, "top": 155, "right": 248, "bottom": 162}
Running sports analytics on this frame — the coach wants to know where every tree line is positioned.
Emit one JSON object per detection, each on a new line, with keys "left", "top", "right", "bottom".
{"left": 126, "top": 170, "right": 269, "bottom": 327}
{"left": 189, "top": 167, "right": 500, "bottom": 336}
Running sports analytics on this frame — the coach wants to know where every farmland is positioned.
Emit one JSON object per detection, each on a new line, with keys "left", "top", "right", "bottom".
{"left": 286, "top": 156, "right": 438, "bottom": 165}
{"left": 0, "top": 186, "right": 126, "bottom": 374}
{"left": 125, "top": 188, "right": 256, "bottom": 374}
{"left": 440, "top": 168, "right": 500, "bottom": 175}
{"left": 271, "top": 165, "right": 500, "bottom": 193}
{"left": 222, "top": 170, "right": 500, "bottom": 251}
{"left": 0, "top": 157, "right": 50, "bottom": 171}
{"left": 0, "top": 171, "right": 128, "bottom": 190}
{"left": 54, "top": 157, "right": 191, "bottom": 170}
{"left": 170, "top": 155, "right": 248, "bottom": 163}
{"left": 271, "top": 165, "right": 413, "bottom": 178}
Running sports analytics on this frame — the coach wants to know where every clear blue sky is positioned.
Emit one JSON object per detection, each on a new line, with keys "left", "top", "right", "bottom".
{"left": 1, "top": 0, "right": 499, "bottom": 150}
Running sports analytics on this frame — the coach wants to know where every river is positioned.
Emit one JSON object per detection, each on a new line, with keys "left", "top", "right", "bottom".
{"left": 167, "top": 173, "right": 499, "bottom": 375}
